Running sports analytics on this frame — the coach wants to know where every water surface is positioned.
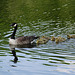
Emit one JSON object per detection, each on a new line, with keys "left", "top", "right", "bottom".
{"left": 0, "top": 0, "right": 75, "bottom": 75}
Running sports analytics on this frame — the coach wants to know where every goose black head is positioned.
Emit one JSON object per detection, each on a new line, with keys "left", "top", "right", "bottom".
{"left": 10, "top": 23, "right": 18, "bottom": 27}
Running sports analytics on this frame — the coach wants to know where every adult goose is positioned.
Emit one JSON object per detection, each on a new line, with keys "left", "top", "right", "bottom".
{"left": 9, "top": 23, "right": 39, "bottom": 45}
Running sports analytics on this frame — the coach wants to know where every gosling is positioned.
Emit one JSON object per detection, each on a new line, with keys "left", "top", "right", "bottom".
{"left": 67, "top": 34, "right": 75, "bottom": 39}
{"left": 55, "top": 36, "right": 66, "bottom": 44}
{"left": 51, "top": 36, "right": 55, "bottom": 41}
{"left": 36, "top": 36, "right": 50, "bottom": 44}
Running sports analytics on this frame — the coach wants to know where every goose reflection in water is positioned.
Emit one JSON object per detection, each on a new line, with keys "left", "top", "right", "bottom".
{"left": 9, "top": 44, "right": 37, "bottom": 63}
{"left": 10, "top": 48, "right": 18, "bottom": 63}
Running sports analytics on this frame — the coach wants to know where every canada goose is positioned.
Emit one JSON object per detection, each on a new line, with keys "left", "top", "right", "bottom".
{"left": 36, "top": 36, "right": 50, "bottom": 44}
{"left": 9, "top": 23, "right": 39, "bottom": 45}
{"left": 67, "top": 34, "right": 75, "bottom": 39}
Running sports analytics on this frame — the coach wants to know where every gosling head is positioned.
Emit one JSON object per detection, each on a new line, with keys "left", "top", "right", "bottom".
{"left": 10, "top": 23, "right": 18, "bottom": 27}
{"left": 51, "top": 36, "right": 55, "bottom": 41}
{"left": 55, "top": 38, "right": 59, "bottom": 44}
{"left": 67, "top": 34, "right": 71, "bottom": 39}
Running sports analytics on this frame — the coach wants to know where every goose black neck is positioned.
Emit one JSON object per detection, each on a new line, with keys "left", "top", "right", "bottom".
{"left": 11, "top": 25, "right": 17, "bottom": 39}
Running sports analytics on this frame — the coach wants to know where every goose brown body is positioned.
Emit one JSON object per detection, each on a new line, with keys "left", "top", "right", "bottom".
{"left": 9, "top": 36, "right": 39, "bottom": 45}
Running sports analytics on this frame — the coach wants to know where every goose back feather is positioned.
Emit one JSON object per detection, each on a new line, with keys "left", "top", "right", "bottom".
{"left": 16, "top": 36, "right": 39, "bottom": 45}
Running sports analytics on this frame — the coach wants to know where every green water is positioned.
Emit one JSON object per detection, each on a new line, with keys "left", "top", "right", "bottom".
{"left": 0, "top": 0, "right": 75, "bottom": 75}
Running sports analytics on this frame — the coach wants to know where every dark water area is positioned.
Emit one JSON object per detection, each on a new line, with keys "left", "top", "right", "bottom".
{"left": 0, "top": 0, "right": 75, "bottom": 75}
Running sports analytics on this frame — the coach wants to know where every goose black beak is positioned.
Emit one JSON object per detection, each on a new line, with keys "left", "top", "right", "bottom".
{"left": 9, "top": 25, "right": 12, "bottom": 26}
{"left": 9, "top": 24, "right": 13, "bottom": 26}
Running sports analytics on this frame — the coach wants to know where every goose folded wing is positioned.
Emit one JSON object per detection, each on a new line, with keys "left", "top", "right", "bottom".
{"left": 16, "top": 36, "right": 39, "bottom": 44}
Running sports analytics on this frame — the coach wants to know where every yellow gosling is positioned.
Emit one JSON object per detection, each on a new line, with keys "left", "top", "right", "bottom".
{"left": 67, "top": 34, "right": 75, "bottom": 39}
{"left": 71, "top": 35, "right": 75, "bottom": 38}
{"left": 51, "top": 36, "right": 55, "bottom": 41}
{"left": 58, "top": 36, "right": 66, "bottom": 41}
{"left": 36, "top": 39, "right": 48, "bottom": 44}
{"left": 36, "top": 36, "right": 50, "bottom": 44}
{"left": 58, "top": 36, "right": 62, "bottom": 39}
{"left": 55, "top": 38, "right": 59, "bottom": 44}
{"left": 55, "top": 37, "right": 66, "bottom": 44}
{"left": 67, "top": 34, "right": 71, "bottom": 39}
{"left": 41, "top": 36, "right": 50, "bottom": 40}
